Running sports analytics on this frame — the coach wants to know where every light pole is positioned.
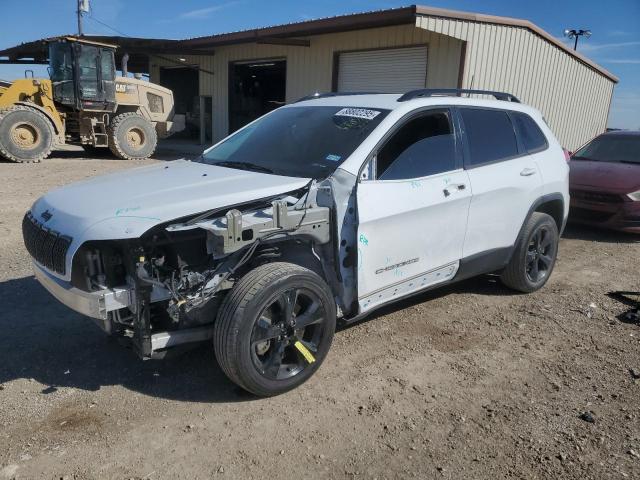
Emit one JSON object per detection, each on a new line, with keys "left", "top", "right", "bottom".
{"left": 563, "top": 29, "right": 591, "bottom": 51}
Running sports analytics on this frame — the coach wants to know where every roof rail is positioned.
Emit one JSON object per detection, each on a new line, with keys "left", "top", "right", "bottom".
{"left": 397, "top": 88, "right": 520, "bottom": 103}
{"left": 295, "top": 91, "right": 381, "bottom": 102}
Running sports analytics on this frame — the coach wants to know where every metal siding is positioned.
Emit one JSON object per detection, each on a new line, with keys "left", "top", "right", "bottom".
{"left": 152, "top": 24, "right": 462, "bottom": 142}
{"left": 148, "top": 18, "right": 614, "bottom": 149}
{"left": 415, "top": 17, "right": 614, "bottom": 150}
{"left": 337, "top": 46, "right": 428, "bottom": 92}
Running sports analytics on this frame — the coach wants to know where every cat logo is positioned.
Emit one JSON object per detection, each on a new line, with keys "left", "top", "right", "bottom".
{"left": 115, "top": 83, "right": 129, "bottom": 93}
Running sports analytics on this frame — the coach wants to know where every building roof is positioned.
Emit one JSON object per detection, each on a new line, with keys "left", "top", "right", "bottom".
{"left": 0, "top": 5, "right": 617, "bottom": 82}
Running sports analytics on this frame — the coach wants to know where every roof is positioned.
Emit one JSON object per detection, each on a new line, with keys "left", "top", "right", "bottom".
{"left": 603, "top": 130, "right": 640, "bottom": 137}
{"left": 178, "top": 5, "right": 617, "bottom": 83}
{"left": 0, "top": 5, "right": 617, "bottom": 82}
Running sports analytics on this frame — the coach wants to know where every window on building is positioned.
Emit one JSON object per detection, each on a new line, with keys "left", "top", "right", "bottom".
{"left": 511, "top": 111, "right": 548, "bottom": 153}
{"left": 376, "top": 110, "right": 456, "bottom": 180}
{"left": 460, "top": 108, "right": 519, "bottom": 167}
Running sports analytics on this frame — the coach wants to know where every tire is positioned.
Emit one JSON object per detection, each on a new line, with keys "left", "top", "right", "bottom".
{"left": 0, "top": 105, "right": 55, "bottom": 163}
{"left": 108, "top": 112, "right": 157, "bottom": 160}
{"left": 214, "top": 262, "right": 336, "bottom": 397}
{"left": 501, "top": 212, "right": 559, "bottom": 293}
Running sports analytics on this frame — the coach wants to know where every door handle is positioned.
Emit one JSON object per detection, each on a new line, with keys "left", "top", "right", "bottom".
{"left": 520, "top": 167, "right": 537, "bottom": 176}
{"left": 443, "top": 183, "right": 466, "bottom": 197}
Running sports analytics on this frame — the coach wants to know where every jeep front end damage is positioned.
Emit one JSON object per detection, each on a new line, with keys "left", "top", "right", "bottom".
{"left": 53, "top": 185, "right": 333, "bottom": 358}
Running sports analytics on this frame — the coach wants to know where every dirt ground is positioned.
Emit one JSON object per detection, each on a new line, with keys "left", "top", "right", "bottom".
{"left": 0, "top": 149, "right": 639, "bottom": 480}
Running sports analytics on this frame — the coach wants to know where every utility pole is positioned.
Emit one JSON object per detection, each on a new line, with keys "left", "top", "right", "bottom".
{"left": 77, "top": 0, "right": 90, "bottom": 36}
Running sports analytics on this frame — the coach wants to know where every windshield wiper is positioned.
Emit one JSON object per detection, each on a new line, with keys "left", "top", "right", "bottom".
{"left": 213, "top": 160, "right": 274, "bottom": 174}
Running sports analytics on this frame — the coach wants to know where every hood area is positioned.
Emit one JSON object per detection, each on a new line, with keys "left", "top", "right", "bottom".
{"left": 569, "top": 159, "right": 640, "bottom": 192}
{"left": 31, "top": 160, "right": 311, "bottom": 279}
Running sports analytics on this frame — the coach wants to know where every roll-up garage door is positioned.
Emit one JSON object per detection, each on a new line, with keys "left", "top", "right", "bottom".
{"left": 337, "top": 46, "right": 428, "bottom": 93}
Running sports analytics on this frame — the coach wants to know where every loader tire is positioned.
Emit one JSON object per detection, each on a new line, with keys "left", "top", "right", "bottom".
{"left": 0, "top": 105, "right": 55, "bottom": 163}
{"left": 108, "top": 112, "right": 157, "bottom": 160}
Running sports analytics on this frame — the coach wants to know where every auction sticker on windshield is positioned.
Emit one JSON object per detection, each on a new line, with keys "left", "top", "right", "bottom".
{"left": 335, "top": 108, "right": 381, "bottom": 120}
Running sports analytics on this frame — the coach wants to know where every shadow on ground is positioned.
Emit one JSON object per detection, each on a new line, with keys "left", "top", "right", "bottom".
{"left": 0, "top": 275, "right": 253, "bottom": 403}
{"left": 0, "top": 273, "right": 511, "bottom": 403}
{"left": 562, "top": 223, "right": 640, "bottom": 244}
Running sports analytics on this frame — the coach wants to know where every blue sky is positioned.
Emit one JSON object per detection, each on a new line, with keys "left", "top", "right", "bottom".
{"left": 1, "top": 0, "right": 638, "bottom": 128}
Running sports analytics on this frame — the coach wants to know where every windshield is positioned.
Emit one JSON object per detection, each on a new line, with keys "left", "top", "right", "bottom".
{"left": 573, "top": 134, "right": 640, "bottom": 164}
{"left": 197, "top": 105, "right": 390, "bottom": 178}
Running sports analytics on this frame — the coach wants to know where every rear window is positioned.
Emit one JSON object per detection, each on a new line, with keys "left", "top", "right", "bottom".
{"left": 511, "top": 112, "right": 548, "bottom": 153}
{"left": 460, "top": 108, "right": 519, "bottom": 167}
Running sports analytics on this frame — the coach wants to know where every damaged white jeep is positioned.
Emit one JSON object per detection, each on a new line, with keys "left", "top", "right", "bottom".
{"left": 23, "top": 89, "right": 569, "bottom": 396}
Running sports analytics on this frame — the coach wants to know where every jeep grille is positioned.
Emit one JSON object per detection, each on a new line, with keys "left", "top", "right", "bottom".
{"left": 22, "top": 212, "right": 72, "bottom": 275}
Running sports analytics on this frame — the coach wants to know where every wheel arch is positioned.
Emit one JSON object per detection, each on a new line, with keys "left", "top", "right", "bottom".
{"left": 534, "top": 196, "right": 565, "bottom": 235}
{"left": 249, "top": 238, "right": 326, "bottom": 281}
{"left": 509, "top": 193, "right": 565, "bottom": 264}
{"left": 14, "top": 101, "right": 63, "bottom": 136}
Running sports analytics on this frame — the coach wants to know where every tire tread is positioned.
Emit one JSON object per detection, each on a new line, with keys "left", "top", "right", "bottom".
{"left": 0, "top": 105, "right": 55, "bottom": 163}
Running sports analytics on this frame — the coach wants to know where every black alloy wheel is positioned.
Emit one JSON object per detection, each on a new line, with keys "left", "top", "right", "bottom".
{"left": 214, "top": 262, "right": 336, "bottom": 397}
{"left": 251, "top": 287, "right": 326, "bottom": 380}
{"left": 501, "top": 212, "right": 559, "bottom": 293}
{"left": 525, "top": 225, "right": 556, "bottom": 283}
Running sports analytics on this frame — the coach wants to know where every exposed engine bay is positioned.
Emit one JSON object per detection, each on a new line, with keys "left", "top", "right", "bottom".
{"left": 69, "top": 180, "right": 347, "bottom": 358}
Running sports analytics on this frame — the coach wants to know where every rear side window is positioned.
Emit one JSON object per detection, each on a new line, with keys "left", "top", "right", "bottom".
{"left": 511, "top": 112, "right": 548, "bottom": 153}
{"left": 460, "top": 108, "right": 519, "bottom": 167}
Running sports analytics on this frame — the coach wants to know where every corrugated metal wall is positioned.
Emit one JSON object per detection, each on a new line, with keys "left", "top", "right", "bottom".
{"left": 416, "top": 16, "right": 615, "bottom": 151}
{"left": 150, "top": 24, "right": 462, "bottom": 142}
{"left": 149, "top": 19, "right": 614, "bottom": 150}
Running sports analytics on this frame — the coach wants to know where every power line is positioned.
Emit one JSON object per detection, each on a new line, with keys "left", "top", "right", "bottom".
{"left": 84, "top": 14, "right": 215, "bottom": 76}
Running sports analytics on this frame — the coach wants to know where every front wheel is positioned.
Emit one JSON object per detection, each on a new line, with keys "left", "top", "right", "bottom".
{"left": 214, "top": 262, "right": 336, "bottom": 397}
{"left": 0, "top": 105, "right": 55, "bottom": 163}
{"left": 501, "top": 212, "right": 559, "bottom": 293}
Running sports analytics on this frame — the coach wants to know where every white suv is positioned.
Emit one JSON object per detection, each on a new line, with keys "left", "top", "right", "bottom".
{"left": 23, "top": 89, "right": 569, "bottom": 396}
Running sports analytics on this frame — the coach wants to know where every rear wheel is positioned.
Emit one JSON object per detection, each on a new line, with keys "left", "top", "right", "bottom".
{"left": 108, "top": 112, "right": 157, "bottom": 160}
{"left": 0, "top": 105, "right": 55, "bottom": 163}
{"left": 501, "top": 212, "right": 559, "bottom": 293}
{"left": 214, "top": 262, "right": 336, "bottom": 397}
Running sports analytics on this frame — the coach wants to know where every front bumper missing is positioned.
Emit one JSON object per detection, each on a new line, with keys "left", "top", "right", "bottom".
{"left": 33, "top": 261, "right": 213, "bottom": 355}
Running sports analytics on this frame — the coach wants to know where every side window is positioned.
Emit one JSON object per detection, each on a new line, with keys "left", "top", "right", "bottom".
{"left": 376, "top": 110, "right": 456, "bottom": 181}
{"left": 459, "top": 108, "right": 519, "bottom": 167}
{"left": 511, "top": 112, "right": 548, "bottom": 153}
{"left": 100, "top": 49, "right": 115, "bottom": 81}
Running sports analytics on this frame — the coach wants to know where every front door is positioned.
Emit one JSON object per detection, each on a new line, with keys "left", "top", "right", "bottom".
{"left": 356, "top": 108, "right": 471, "bottom": 312}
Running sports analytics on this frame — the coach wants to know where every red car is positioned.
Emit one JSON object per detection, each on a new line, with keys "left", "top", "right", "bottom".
{"left": 569, "top": 131, "right": 640, "bottom": 233}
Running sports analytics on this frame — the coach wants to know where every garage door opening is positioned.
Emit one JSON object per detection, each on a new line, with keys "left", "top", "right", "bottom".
{"left": 159, "top": 66, "right": 200, "bottom": 140}
{"left": 229, "top": 59, "right": 286, "bottom": 133}
{"left": 336, "top": 46, "right": 428, "bottom": 93}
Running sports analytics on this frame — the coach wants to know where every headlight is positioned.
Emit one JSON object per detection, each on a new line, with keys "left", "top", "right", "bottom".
{"left": 628, "top": 190, "right": 640, "bottom": 201}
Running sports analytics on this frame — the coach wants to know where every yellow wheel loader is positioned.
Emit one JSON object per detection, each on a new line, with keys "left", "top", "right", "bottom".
{"left": 0, "top": 37, "right": 179, "bottom": 163}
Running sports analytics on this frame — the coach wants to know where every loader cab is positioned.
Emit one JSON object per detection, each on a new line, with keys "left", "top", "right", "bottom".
{"left": 48, "top": 38, "right": 116, "bottom": 111}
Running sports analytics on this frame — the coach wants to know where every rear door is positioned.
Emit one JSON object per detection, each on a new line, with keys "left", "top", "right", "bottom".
{"left": 458, "top": 107, "right": 544, "bottom": 258}
{"left": 356, "top": 108, "right": 471, "bottom": 311}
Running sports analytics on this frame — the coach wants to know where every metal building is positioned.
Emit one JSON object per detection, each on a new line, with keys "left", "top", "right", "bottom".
{"left": 0, "top": 5, "right": 618, "bottom": 150}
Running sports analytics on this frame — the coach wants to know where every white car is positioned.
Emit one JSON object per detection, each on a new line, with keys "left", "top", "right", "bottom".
{"left": 23, "top": 89, "right": 569, "bottom": 396}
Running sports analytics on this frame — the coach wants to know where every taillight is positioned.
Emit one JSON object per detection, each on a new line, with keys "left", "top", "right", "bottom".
{"left": 562, "top": 148, "right": 571, "bottom": 162}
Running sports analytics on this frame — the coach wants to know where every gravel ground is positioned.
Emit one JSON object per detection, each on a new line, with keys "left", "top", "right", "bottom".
{"left": 0, "top": 150, "right": 639, "bottom": 480}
